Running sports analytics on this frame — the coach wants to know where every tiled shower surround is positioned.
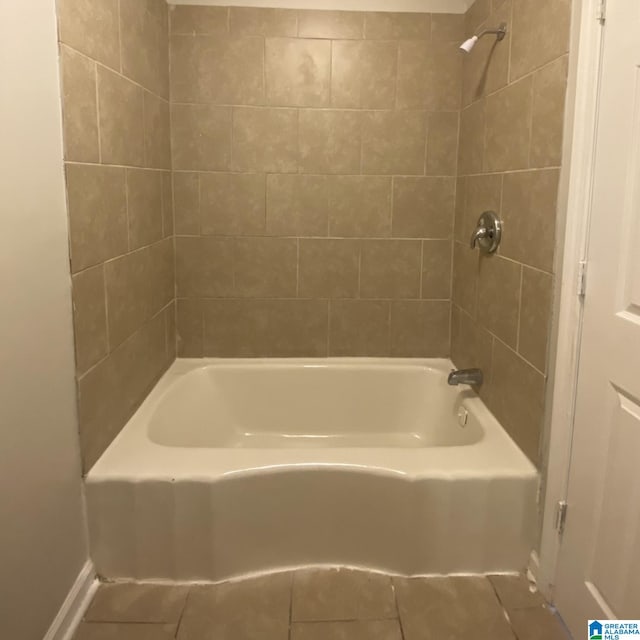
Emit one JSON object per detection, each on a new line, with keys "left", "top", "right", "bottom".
{"left": 58, "top": 0, "right": 571, "bottom": 471}
{"left": 170, "top": 7, "right": 462, "bottom": 359}
{"left": 452, "top": 0, "right": 571, "bottom": 464}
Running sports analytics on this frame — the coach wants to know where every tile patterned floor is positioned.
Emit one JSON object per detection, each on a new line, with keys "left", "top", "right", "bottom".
{"left": 72, "top": 570, "right": 571, "bottom": 640}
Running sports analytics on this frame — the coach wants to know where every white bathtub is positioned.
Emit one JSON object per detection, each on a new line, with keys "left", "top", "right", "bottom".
{"left": 86, "top": 358, "right": 538, "bottom": 581}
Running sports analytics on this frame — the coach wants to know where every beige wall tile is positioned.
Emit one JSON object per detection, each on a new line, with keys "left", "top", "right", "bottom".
{"left": 489, "top": 339, "right": 545, "bottom": 464}
{"left": 510, "top": 0, "right": 571, "bottom": 81}
{"left": 265, "top": 38, "right": 330, "bottom": 107}
{"left": 484, "top": 76, "right": 533, "bottom": 172}
{"left": 454, "top": 176, "right": 467, "bottom": 243}
{"left": 204, "top": 299, "right": 328, "bottom": 357}
{"left": 78, "top": 311, "right": 168, "bottom": 471}
{"left": 461, "top": 0, "right": 511, "bottom": 107}
{"left": 299, "top": 110, "right": 361, "bottom": 174}
{"left": 104, "top": 239, "right": 174, "bottom": 347}
{"left": 530, "top": 56, "right": 569, "bottom": 168}
{"left": 120, "top": 0, "right": 169, "bottom": 98}
{"left": 362, "top": 111, "right": 427, "bottom": 175}
{"left": 391, "top": 300, "right": 450, "bottom": 356}
{"left": 200, "top": 173, "right": 266, "bottom": 236}
{"left": 97, "top": 66, "right": 145, "bottom": 166}
{"left": 177, "top": 299, "right": 203, "bottom": 357}
{"left": 464, "top": 0, "right": 490, "bottom": 38}
{"left": 232, "top": 107, "right": 297, "bottom": 172}
{"left": 457, "top": 100, "right": 485, "bottom": 176}
{"left": 500, "top": 169, "right": 559, "bottom": 271}
{"left": 127, "top": 169, "right": 164, "bottom": 250}
{"left": 519, "top": 267, "right": 553, "bottom": 372}
{"left": 266, "top": 175, "right": 328, "bottom": 236}
{"left": 234, "top": 237, "right": 298, "bottom": 298}
{"left": 229, "top": 7, "right": 297, "bottom": 37}
{"left": 165, "top": 301, "right": 176, "bottom": 362}
{"left": 331, "top": 40, "right": 397, "bottom": 110}
{"left": 171, "top": 104, "right": 232, "bottom": 170}
{"left": 431, "top": 14, "right": 464, "bottom": 42}
{"left": 422, "top": 240, "right": 453, "bottom": 299}
{"left": 360, "top": 240, "right": 422, "bottom": 299}
{"left": 161, "top": 172, "right": 174, "bottom": 238}
{"left": 57, "top": 0, "right": 120, "bottom": 69}
{"left": 60, "top": 46, "right": 99, "bottom": 162}
{"left": 364, "top": 12, "right": 431, "bottom": 39}
{"left": 170, "top": 35, "right": 264, "bottom": 105}
{"left": 329, "top": 300, "right": 390, "bottom": 356}
{"left": 66, "top": 164, "right": 128, "bottom": 273}
{"left": 173, "top": 172, "right": 200, "bottom": 234}
{"left": 392, "top": 177, "right": 454, "bottom": 239}
{"left": 175, "top": 236, "right": 234, "bottom": 298}
{"left": 397, "top": 41, "right": 461, "bottom": 111}
{"left": 328, "top": 177, "right": 391, "bottom": 237}
{"left": 170, "top": 5, "right": 228, "bottom": 35}
{"left": 477, "top": 255, "right": 521, "bottom": 348}
{"left": 451, "top": 306, "right": 493, "bottom": 394}
{"left": 144, "top": 92, "right": 171, "bottom": 169}
{"left": 298, "top": 239, "right": 360, "bottom": 298}
{"left": 72, "top": 265, "right": 108, "bottom": 375}
{"left": 426, "top": 112, "right": 459, "bottom": 176}
{"left": 297, "top": 11, "right": 363, "bottom": 39}
{"left": 452, "top": 241, "right": 479, "bottom": 315}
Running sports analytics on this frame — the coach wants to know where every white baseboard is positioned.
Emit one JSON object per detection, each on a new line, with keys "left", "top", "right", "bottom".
{"left": 43, "top": 560, "right": 98, "bottom": 640}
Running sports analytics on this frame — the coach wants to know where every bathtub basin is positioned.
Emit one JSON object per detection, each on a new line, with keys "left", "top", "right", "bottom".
{"left": 86, "top": 358, "right": 538, "bottom": 581}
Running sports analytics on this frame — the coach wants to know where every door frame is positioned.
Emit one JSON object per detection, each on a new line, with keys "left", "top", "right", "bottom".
{"left": 535, "top": 0, "right": 606, "bottom": 599}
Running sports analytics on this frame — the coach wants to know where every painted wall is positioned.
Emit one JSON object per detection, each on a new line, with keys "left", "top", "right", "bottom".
{"left": 57, "top": 0, "right": 176, "bottom": 471}
{"left": 451, "top": 0, "right": 572, "bottom": 465}
{"left": 171, "top": 6, "right": 462, "bottom": 357}
{"left": 0, "top": 1, "right": 89, "bottom": 637}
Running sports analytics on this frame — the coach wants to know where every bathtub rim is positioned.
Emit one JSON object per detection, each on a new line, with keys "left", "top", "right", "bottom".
{"left": 86, "top": 357, "right": 538, "bottom": 484}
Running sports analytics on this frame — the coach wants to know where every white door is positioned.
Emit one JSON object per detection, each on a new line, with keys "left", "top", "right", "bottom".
{"left": 554, "top": 0, "right": 640, "bottom": 637}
